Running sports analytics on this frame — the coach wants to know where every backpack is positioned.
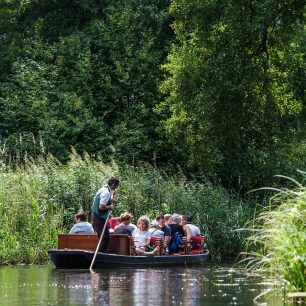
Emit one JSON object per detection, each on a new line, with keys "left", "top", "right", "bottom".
{"left": 169, "top": 232, "right": 183, "bottom": 253}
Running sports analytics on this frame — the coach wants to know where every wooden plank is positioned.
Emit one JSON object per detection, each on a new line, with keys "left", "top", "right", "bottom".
{"left": 57, "top": 234, "right": 131, "bottom": 254}
{"left": 108, "top": 235, "right": 130, "bottom": 255}
{"left": 58, "top": 234, "right": 98, "bottom": 251}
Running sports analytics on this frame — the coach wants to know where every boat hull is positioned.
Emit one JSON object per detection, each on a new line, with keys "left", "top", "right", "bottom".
{"left": 48, "top": 249, "right": 209, "bottom": 269}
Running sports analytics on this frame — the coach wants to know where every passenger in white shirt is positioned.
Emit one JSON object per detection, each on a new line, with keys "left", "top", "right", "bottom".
{"left": 186, "top": 215, "right": 201, "bottom": 236}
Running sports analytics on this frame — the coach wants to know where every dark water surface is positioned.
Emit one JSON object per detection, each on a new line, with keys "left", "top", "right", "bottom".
{"left": 0, "top": 264, "right": 292, "bottom": 305}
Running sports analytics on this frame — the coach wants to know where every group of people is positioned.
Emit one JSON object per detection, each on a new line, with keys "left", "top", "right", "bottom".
{"left": 69, "top": 177, "right": 201, "bottom": 256}
{"left": 109, "top": 212, "right": 201, "bottom": 255}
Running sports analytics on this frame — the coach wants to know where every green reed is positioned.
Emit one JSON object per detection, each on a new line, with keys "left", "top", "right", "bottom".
{"left": 0, "top": 150, "right": 254, "bottom": 265}
{"left": 242, "top": 174, "right": 306, "bottom": 293}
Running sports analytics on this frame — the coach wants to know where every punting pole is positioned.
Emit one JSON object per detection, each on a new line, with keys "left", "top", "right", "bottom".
{"left": 89, "top": 212, "right": 110, "bottom": 270}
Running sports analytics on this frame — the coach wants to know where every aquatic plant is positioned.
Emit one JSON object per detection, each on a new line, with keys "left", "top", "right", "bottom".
{"left": 0, "top": 150, "right": 254, "bottom": 265}
{"left": 241, "top": 173, "right": 306, "bottom": 293}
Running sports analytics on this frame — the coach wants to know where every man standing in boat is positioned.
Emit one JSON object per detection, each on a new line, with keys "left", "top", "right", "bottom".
{"left": 91, "top": 177, "right": 120, "bottom": 252}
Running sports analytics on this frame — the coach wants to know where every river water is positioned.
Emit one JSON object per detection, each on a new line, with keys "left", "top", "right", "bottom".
{"left": 0, "top": 264, "right": 295, "bottom": 306}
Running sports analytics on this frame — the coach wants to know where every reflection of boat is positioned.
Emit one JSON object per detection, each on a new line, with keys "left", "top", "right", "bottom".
{"left": 48, "top": 234, "right": 209, "bottom": 269}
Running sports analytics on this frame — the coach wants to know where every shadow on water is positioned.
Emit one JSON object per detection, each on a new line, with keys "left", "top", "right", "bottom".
{"left": 0, "top": 264, "right": 297, "bottom": 306}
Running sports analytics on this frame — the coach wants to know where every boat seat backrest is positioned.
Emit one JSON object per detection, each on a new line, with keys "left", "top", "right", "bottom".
{"left": 57, "top": 234, "right": 134, "bottom": 255}
{"left": 191, "top": 236, "right": 204, "bottom": 248}
{"left": 108, "top": 234, "right": 131, "bottom": 255}
{"left": 190, "top": 236, "right": 205, "bottom": 254}
{"left": 128, "top": 236, "right": 137, "bottom": 256}
{"left": 149, "top": 237, "right": 164, "bottom": 256}
{"left": 58, "top": 234, "right": 98, "bottom": 251}
{"left": 179, "top": 236, "right": 206, "bottom": 255}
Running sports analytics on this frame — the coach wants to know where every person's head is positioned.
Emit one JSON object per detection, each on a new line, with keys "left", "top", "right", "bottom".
{"left": 120, "top": 212, "right": 132, "bottom": 225}
{"left": 75, "top": 213, "right": 86, "bottom": 223}
{"left": 164, "top": 213, "right": 172, "bottom": 224}
{"left": 179, "top": 215, "right": 186, "bottom": 226}
{"left": 156, "top": 215, "right": 165, "bottom": 227}
{"left": 108, "top": 177, "right": 120, "bottom": 190}
{"left": 137, "top": 215, "right": 150, "bottom": 231}
{"left": 150, "top": 220, "right": 160, "bottom": 229}
{"left": 172, "top": 213, "right": 181, "bottom": 224}
{"left": 186, "top": 215, "right": 193, "bottom": 223}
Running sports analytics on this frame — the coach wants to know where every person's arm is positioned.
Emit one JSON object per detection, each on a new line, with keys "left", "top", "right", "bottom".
{"left": 163, "top": 226, "right": 171, "bottom": 246}
{"left": 98, "top": 189, "right": 114, "bottom": 211}
{"left": 185, "top": 225, "right": 192, "bottom": 242}
{"left": 112, "top": 190, "right": 118, "bottom": 204}
{"left": 142, "top": 234, "right": 152, "bottom": 248}
{"left": 164, "top": 235, "right": 171, "bottom": 246}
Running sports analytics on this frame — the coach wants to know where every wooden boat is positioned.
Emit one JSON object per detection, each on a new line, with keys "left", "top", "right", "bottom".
{"left": 48, "top": 234, "right": 209, "bottom": 269}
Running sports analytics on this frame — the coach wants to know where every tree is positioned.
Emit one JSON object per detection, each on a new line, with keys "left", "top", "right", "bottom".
{"left": 159, "top": 0, "right": 305, "bottom": 190}
{"left": 0, "top": 0, "right": 176, "bottom": 165}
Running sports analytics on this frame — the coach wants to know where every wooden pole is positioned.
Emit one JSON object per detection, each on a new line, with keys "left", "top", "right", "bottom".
{"left": 89, "top": 213, "right": 110, "bottom": 270}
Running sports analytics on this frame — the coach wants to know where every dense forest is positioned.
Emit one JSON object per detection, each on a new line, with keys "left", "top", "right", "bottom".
{"left": 0, "top": 0, "right": 305, "bottom": 191}
{"left": 0, "top": 3, "right": 305, "bottom": 292}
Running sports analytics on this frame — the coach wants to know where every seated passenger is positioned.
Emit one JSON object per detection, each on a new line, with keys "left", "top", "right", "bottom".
{"left": 132, "top": 216, "right": 159, "bottom": 256}
{"left": 109, "top": 216, "right": 120, "bottom": 232}
{"left": 156, "top": 215, "right": 171, "bottom": 248}
{"left": 180, "top": 215, "right": 192, "bottom": 246}
{"left": 169, "top": 214, "right": 185, "bottom": 237}
{"left": 69, "top": 213, "right": 94, "bottom": 234}
{"left": 186, "top": 215, "right": 200, "bottom": 235}
{"left": 164, "top": 213, "right": 172, "bottom": 225}
{"left": 149, "top": 220, "right": 164, "bottom": 239}
{"left": 179, "top": 214, "right": 186, "bottom": 227}
{"left": 113, "top": 212, "right": 135, "bottom": 235}
{"left": 168, "top": 213, "right": 185, "bottom": 254}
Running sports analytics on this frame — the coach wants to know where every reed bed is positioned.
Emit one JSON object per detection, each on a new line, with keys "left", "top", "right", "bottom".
{"left": 242, "top": 174, "right": 306, "bottom": 293}
{"left": 0, "top": 151, "right": 253, "bottom": 265}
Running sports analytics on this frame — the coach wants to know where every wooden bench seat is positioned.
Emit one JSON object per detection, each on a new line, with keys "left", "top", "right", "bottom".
{"left": 149, "top": 236, "right": 164, "bottom": 256}
{"left": 180, "top": 236, "right": 206, "bottom": 255}
{"left": 57, "top": 234, "right": 134, "bottom": 255}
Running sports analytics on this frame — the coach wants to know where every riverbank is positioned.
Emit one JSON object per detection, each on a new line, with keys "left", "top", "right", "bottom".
{"left": 0, "top": 151, "right": 254, "bottom": 265}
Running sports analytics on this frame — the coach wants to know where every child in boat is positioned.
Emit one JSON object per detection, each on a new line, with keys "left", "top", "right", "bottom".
{"left": 109, "top": 216, "right": 120, "bottom": 233}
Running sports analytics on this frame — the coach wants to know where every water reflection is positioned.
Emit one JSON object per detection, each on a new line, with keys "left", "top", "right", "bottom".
{"left": 0, "top": 264, "right": 295, "bottom": 306}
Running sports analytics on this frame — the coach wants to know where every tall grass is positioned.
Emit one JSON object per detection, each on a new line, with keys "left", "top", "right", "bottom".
{"left": 0, "top": 150, "right": 254, "bottom": 265}
{"left": 242, "top": 174, "right": 306, "bottom": 293}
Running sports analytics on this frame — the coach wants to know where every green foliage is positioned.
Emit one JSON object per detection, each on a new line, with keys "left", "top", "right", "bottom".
{"left": 0, "top": 0, "right": 176, "bottom": 165}
{"left": 159, "top": 0, "right": 306, "bottom": 190}
{"left": 242, "top": 173, "right": 306, "bottom": 292}
{"left": 121, "top": 164, "right": 253, "bottom": 259}
{"left": 0, "top": 151, "right": 254, "bottom": 264}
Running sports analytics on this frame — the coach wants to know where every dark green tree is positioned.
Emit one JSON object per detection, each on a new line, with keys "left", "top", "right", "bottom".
{"left": 158, "top": 0, "right": 305, "bottom": 190}
{"left": 0, "top": 0, "right": 176, "bottom": 165}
